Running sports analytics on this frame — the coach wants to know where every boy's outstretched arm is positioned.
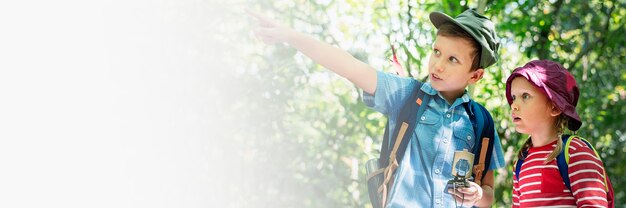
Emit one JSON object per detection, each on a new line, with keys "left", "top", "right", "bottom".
{"left": 248, "top": 11, "right": 378, "bottom": 94}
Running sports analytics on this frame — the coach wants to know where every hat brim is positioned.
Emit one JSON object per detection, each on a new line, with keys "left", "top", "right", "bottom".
{"left": 566, "top": 111, "right": 582, "bottom": 131}
{"left": 430, "top": 12, "right": 457, "bottom": 29}
{"left": 429, "top": 12, "right": 488, "bottom": 67}
{"left": 429, "top": 12, "right": 480, "bottom": 46}
{"left": 547, "top": 88, "right": 583, "bottom": 131}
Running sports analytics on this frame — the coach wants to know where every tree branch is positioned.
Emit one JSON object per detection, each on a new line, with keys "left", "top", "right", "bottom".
{"left": 569, "top": 2, "right": 615, "bottom": 69}
{"left": 535, "top": 0, "right": 564, "bottom": 59}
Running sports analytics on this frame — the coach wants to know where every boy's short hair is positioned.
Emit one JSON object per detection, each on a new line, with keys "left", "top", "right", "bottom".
{"left": 430, "top": 9, "right": 500, "bottom": 69}
{"left": 436, "top": 23, "right": 481, "bottom": 71}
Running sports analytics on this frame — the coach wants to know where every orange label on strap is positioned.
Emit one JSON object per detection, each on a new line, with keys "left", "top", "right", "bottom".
{"left": 416, "top": 98, "right": 422, "bottom": 105}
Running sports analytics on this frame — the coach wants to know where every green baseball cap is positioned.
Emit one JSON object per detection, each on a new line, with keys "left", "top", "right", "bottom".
{"left": 429, "top": 9, "right": 500, "bottom": 68}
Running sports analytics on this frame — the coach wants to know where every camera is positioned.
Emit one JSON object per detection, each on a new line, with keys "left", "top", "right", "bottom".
{"left": 365, "top": 159, "right": 383, "bottom": 208}
{"left": 446, "top": 149, "right": 474, "bottom": 193}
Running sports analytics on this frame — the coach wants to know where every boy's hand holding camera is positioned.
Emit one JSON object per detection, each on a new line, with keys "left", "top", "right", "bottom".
{"left": 448, "top": 181, "right": 484, "bottom": 207}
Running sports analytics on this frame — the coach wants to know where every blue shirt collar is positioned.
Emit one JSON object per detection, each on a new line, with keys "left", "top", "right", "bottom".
{"left": 421, "top": 82, "right": 471, "bottom": 108}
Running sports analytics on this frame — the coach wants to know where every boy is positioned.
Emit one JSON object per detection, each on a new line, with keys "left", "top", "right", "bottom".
{"left": 250, "top": 8, "right": 505, "bottom": 207}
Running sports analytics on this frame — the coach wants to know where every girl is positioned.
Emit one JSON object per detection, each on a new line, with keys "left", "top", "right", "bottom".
{"left": 506, "top": 60, "right": 611, "bottom": 207}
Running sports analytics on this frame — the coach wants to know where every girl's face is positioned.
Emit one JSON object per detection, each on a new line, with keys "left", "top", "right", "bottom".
{"left": 428, "top": 35, "right": 483, "bottom": 103}
{"left": 509, "top": 77, "right": 559, "bottom": 135}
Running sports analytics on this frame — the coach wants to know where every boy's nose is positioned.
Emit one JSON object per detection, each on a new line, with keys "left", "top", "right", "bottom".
{"left": 434, "top": 59, "right": 445, "bottom": 72}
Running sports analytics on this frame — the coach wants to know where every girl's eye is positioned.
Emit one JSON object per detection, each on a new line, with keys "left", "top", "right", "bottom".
{"left": 449, "top": 57, "right": 459, "bottom": 63}
{"left": 433, "top": 49, "right": 441, "bottom": 56}
{"left": 522, "top": 93, "right": 531, "bottom": 100}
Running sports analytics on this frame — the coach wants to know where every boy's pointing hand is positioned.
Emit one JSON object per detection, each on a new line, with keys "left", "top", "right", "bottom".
{"left": 247, "top": 10, "right": 293, "bottom": 45}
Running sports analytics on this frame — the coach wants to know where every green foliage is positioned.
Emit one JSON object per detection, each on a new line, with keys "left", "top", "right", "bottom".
{"left": 242, "top": 0, "right": 626, "bottom": 207}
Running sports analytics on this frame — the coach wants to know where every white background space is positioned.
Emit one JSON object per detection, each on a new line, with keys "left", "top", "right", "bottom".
{"left": 0, "top": 1, "right": 246, "bottom": 207}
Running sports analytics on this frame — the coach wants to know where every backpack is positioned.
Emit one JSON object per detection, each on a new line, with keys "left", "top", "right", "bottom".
{"left": 366, "top": 81, "right": 497, "bottom": 208}
{"left": 514, "top": 135, "right": 615, "bottom": 207}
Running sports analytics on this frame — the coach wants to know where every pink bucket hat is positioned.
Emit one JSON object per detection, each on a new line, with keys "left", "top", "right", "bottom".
{"left": 505, "top": 60, "right": 582, "bottom": 131}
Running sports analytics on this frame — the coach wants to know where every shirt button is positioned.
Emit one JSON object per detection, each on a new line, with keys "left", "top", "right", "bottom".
{"left": 443, "top": 139, "right": 448, "bottom": 144}
{"left": 446, "top": 114, "right": 451, "bottom": 118}
{"left": 421, "top": 116, "right": 426, "bottom": 121}
{"left": 467, "top": 135, "right": 471, "bottom": 141}
{"left": 435, "top": 199, "right": 441, "bottom": 204}
{"left": 435, "top": 169, "right": 440, "bottom": 174}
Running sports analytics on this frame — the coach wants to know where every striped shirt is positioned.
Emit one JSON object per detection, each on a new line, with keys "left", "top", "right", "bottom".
{"left": 512, "top": 138, "right": 608, "bottom": 207}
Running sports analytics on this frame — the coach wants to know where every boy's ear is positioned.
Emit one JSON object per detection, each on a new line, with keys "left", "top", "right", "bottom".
{"left": 468, "top": 68, "right": 484, "bottom": 84}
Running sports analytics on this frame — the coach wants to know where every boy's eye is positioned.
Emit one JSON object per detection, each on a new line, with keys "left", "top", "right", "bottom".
{"left": 449, "top": 57, "right": 459, "bottom": 63}
{"left": 433, "top": 49, "right": 441, "bottom": 56}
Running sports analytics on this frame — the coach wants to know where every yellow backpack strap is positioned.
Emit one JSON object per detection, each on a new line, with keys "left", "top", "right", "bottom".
{"left": 565, "top": 135, "right": 609, "bottom": 192}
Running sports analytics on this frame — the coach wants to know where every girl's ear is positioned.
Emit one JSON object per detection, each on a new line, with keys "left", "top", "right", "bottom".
{"left": 468, "top": 68, "right": 484, "bottom": 84}
{"left": 550, "top": 103, "right": 562, "bottom": 117}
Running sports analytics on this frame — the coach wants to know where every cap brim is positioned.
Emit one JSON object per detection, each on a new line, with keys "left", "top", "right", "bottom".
{"left": 429, "top": 12, "right": 456, "bottom": 29}
{"left": 429, "top": 11, "right": 488, "bottom": 67}
{"left": 429, "top": 11, "right": 476, "bottom": 38}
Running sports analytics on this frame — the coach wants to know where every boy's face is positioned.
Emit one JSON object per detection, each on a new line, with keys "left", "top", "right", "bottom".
{"left": 509, "top": 77, "right": 561, "bottom": 135}
{"left": 428, "top": 35, "right": 483, "bottom": 102}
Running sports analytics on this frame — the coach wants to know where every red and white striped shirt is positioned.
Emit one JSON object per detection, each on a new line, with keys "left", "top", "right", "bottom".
{"left": 512, "top": 138, "right": 608, "bottom": 207}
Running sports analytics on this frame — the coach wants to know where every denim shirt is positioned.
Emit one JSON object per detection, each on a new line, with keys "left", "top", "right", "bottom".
{"left": 364, "top": 71, "right": 505, "bottom": 208}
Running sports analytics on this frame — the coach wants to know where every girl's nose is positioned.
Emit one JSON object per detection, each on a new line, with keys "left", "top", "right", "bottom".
{"left": 511, "top": 102, "right": 520, "bottom": 111}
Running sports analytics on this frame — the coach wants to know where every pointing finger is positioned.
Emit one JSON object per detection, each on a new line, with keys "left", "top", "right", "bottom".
{"left": 246, "top": 9, "right": 276, "bottom": 27}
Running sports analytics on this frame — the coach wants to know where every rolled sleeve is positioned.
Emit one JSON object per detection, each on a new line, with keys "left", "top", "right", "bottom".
{"left": 362, "top": 71, "right": 417, "bottom": 116}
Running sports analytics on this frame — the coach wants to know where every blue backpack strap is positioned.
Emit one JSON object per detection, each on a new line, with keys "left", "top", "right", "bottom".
{"left": 518, "top": 135, "right": 574, "bottom": 189}
{"left": 379, "top": 120, "right": 392, "bottom": 165}
{"left": 379, "top": 82, "right": 429, "bottom": 167}
{"left": 517, "top": 135, "right": 572, "bottom": 186}
{"left": 558, "top": 135, "right": 611, "bottom": 193}
{"left": 515, "top": 157, "right": 524, "bottom": 181}
{"left": 515, "top": 142, "right": 532, "bottom": 181}
{"left": 462, "top": 100, "right": 495, "bottom": 183}
{"left": 556, "top": 135, "right": 571, "bottom": 189}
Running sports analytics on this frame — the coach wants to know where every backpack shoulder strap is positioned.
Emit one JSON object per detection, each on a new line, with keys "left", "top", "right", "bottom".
{"left": 374, "top": 81, "right": 429, "bottom": 208}
{"left": 556, "top": 135, "right": 571, "bottom": 189}
{"left": 514, "top": 157, "right": 524, "bottom": 181}
{"left": 463, "top": 100, "right": 495, "bottom": 184}
{"left": 517, "top": 135, "right": 570, "bottom": 183}
{"left": 514, "top": 141, "right": 531, "bottom": 182}
{"left": 379, "top": 82, "right": 429, "bottom": 167}
{"left": 558, "top": 135, "right": 612, "bottom": 193}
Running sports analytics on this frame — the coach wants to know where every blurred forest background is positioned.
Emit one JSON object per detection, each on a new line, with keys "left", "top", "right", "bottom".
{"left": 218, "top": 0, "right": 626, "bottom": 207}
